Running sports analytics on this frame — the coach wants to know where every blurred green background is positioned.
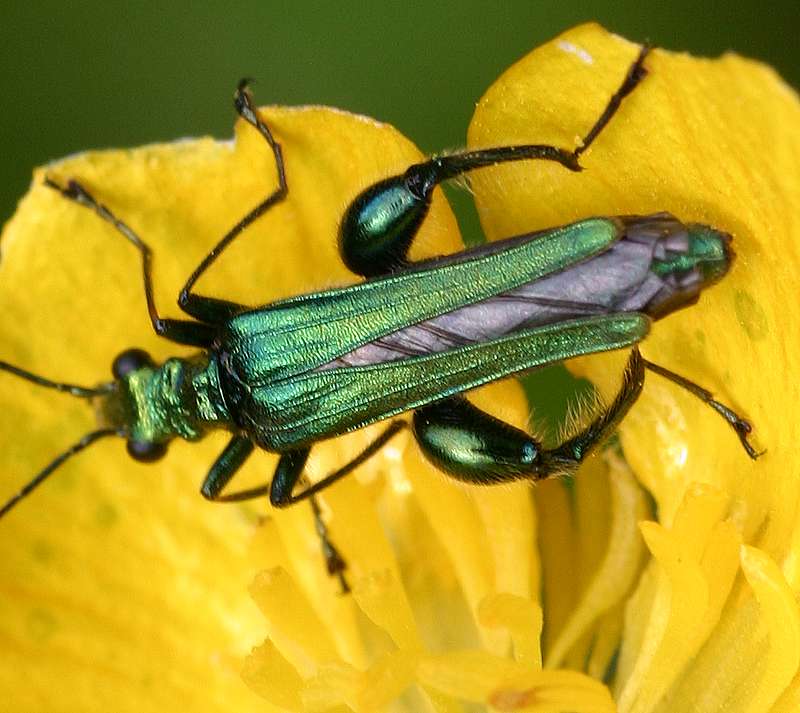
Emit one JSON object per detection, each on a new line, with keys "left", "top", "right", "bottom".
{"left": 2, "top": 2, "right": 797, "bottom": 223}
{"left": 1, "top": 1, "right": 797, "bottom": 430}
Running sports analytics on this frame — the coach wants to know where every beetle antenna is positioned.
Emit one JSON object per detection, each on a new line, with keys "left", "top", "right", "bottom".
{"left": 0, "top": 361, "right": 113, "bottom": 398}
{"left": 0, "top": 428, "right": 122, "bottom": 519}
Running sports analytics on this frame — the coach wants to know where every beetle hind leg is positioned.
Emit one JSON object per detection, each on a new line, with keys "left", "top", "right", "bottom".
{"left": 545, "top": 348, "right": 645, "bottom": 472}
{"left": 412, "top": 396, "right": 544, "bottom": 484}
{"left": 339, "top": 45, "right": 651, "bottom": 279}
{"left": 641, "top": 358, "right": 763, "bottom": 459}
{"left": 413, "top": 348, "right": 645, "bottom": 482}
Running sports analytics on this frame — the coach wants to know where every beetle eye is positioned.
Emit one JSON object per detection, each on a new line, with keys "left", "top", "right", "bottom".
{"left": 112, "top": 348, "right": 154, "bottom": 379}
{"left": 127, "top": 439, "right": 167, "bottom": 463}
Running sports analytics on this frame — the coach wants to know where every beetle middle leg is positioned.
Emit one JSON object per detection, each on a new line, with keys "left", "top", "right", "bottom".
{"left": 412, "top": 348, "right": 645, "bottom": 481}
{"left": 267, "top": 424, "right": 406, "bottom": 591}
{"left": 266, "top": 447, "right": 356, "bottom": 592}
{"left": 46, "top": 81, "right": 282, "bottom": 334}
{"left": 340, "top": 45, "right": 650, "bottom": 277}
{"left": 176, "top": 80, "right": 288, "bottom": 324}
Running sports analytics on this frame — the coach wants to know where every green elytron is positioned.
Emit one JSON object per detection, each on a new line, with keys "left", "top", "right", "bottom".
{"left": 0, "top": 46, "right": 759, "bottom": 587}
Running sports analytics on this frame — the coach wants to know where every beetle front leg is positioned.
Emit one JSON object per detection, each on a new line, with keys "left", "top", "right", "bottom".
{"left": 201, "top": 441, "right": 350, "bottom": 591}
{"left": 44, "top": 178, "right": 217, "bottom": 347}
{"left": 269, "top": 447, "right": 350, "bottom": 592}
{"left": 200, "top": 435, "right": 256, "bottom": 501}
{"left": 206, "top": 429, "right": 407, "bottom": 508}
{"left": 413, "top": 348, "right": 644, "bottom": 481}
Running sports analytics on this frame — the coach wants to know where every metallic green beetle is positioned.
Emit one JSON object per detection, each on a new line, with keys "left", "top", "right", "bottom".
{"left": 0, "top": 46, "right": 758, "bottom": 587}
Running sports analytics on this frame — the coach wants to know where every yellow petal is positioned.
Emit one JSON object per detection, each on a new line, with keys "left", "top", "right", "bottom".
{"left": 468, "top": 23, "right": 800, "bottom": 712}
{"left": 616, "top": 485, "right": 741, "bottom": 712}
{"left": 467, "top": 22, "right": 800, "bottom": 552}
{"left": 739, "top": 546, "right": 800, "bottom": 713}
{"left": 418, "top": 650, "right": 615, "bottom": 712}
{"left": 240, "top": 639, "right": 304, "bottom": 711}
{"left": 0, "top": 105, "right": 460, "bottom": 711}
{"left": 402, "top": 378, "right": 537, "bottom": 655}
{"left": 478, "top": 593, "right": 544, "bottom": 668}
{"left": 545, "top": 451, "right": 649, "bottom": 668}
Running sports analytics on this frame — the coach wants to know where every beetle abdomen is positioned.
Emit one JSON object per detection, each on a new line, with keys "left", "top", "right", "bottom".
{"left": 319, "top": 213, "right": 731, "bottom": 370}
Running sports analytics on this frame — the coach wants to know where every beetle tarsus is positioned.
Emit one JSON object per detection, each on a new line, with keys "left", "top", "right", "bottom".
{"left": 641, "top": 358, "right": 763, "bottom": 460}
{"left": 310, "top": 495, "right": 350, "bottom": 594}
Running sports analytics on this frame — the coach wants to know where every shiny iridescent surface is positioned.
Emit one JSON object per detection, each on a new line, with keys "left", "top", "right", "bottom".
{"left": 323, "top": 213, "right": 732, "bottom": 368}
{"left": 0, "top": 51, "right": 758, "bottom": 590}
{"left": 98, "top": 355, "right": 230, "bottom": 446}
{"left": 93, "top": 212, "right": 731, "bottom": 455}
{"left": 215, "top": 213, "right": 730, "bottom": 451}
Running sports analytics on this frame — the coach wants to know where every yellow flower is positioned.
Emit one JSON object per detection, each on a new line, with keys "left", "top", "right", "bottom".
{"left": 468, "top": 23, "right": 800, "bottom": 710}
{"left": 1, "top": 22, "right": 798, "bottom": 713}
